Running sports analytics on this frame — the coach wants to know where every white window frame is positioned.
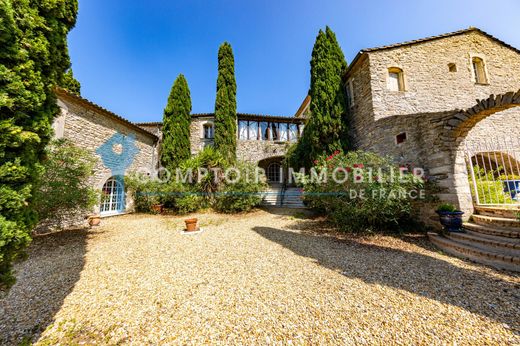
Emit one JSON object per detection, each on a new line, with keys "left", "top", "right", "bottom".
{"left": 387, "top": 67, "right": 405, "bottom": 92}
{"left": 201, "top": 121, "right": 214, "bottom": 139}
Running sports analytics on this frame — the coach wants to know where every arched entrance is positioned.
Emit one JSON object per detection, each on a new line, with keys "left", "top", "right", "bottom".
{"left": 267, "top": 162, "right": 282, "bottom": 183}
{"left": 100, "top": 176, "right": 126, "bottom": 216}
{"left": 258, "top": 156, "right": 285, "bottom": 185}
{"left": 431, "top": 90, "right": 520, "bottom": 214}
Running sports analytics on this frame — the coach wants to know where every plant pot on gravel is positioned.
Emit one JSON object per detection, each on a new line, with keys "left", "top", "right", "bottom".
{"left": 88, "top": 214, "right": 101, "bottom": 227}
{"left": 151, "top": 204, "right": 164, "bottom": 214}
{"left": 436, "top": 203, "right": 464, "bottom": 232}
{"left": 185, "top": 218, "right": 198, "bottom": 232}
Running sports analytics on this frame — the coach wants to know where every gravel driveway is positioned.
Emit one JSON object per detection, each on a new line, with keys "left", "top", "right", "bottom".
{"left": 1, "top": 209, "right": 519, "bottom": 345}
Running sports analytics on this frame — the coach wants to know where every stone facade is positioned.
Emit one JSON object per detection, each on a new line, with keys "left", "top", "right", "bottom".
{"left": 138, "top": 114, "right": 304, "bottom": 164}
{"left": 54, "top": 90, "right": 159, "bottom": 217}
{"left": 343, "top": 28, "right": 520, "bottom": 218}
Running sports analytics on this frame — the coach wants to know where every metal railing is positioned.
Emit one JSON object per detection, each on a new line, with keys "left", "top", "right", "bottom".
{"left": 466, "top": 138, "right": 520, "bottom": 206}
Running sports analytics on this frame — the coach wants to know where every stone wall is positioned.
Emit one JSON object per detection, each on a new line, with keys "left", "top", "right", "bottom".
{"left": 237, "top": 140, "right": 289, "bottom": 163}
{"left": 190, "top": 117, "right": 214, "bottom": 155}
{"left": 346, "top": 55, "right": 375, "bottom": 148}
{"left": 56, "top": 96, "right": 158, "bottom": 214}
{"left": 365, "top": 31, "right": 520, "bottom": 120}
{"left": 344, "top": 30, "right": 520, "bottom": 220}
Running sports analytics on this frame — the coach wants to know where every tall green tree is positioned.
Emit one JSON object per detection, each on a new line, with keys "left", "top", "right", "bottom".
{"left": 291, "top": 27, "right": 348, "bottom": 167}
{"left": 161, "top": 74, "right": 192, "bottom": 170}
{"left": 0, "top": 0, "right": 78, "bottom": 289}
{"left": 214, "top": 42, "right": 237, "bottom": 162}
{"left": 60, "top": 68, "right": 81, "bottom": 95}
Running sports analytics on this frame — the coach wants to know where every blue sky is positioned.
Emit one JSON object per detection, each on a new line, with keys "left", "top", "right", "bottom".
{"left": 68, "top": 0, "right": 520, "bottom": 122}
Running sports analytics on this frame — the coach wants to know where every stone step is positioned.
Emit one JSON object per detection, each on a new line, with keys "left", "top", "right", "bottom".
{"left": 463, "top": 222, "right": 520, "bottom": 238}
{"left": 428, "top": 232, "right": 520, "bottom": 272}
{"left": 472, "top": 214, "right": 520, "bottom": 229}
{"left": 447, "top": 231, "right": 520, "bottom": 257}
{"left": 474, "top": 206, "right": 520, "bottom": 219}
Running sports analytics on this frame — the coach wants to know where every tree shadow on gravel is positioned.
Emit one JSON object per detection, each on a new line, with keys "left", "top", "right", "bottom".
{"left": 0, "top": 228, "right": 93, "bottom": 345}
{"left": 253, "top": 225, "right": 520, "bottom": 333}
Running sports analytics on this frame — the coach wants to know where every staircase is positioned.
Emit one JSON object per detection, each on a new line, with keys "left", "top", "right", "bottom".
{"left": 428, "top": 206, "right": 520, "bottom": 272}
{"left": 261, "top": 185, "right": 305, "bottom": 208}
{"left": 261, "top": 184, "right": 284, "bottom": 207}
{"left": 281, "top": 187, "right": 306, "bottom": 208}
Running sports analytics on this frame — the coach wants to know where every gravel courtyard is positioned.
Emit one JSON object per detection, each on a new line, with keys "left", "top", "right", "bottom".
{"left": 1, "top": 209, "right": 519, "bottom": 345}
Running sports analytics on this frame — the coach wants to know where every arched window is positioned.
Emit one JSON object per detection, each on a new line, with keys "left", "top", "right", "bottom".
{"left": 472, "top": 57, "right": 488, "bottom": 84}
{"left": 203, "top": 123, "right": 214, "bottom": 139}
{"left": 100, "top": 176, "right": 125, "bottom": 215}
{"left": 387, "top": 67, "right": 405, "bottom": 91}
{"left": 267, "top": 162, "right": 282, "bottom": 183}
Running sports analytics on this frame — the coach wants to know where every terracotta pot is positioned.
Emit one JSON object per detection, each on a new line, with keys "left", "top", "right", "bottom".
{"left": 151, "top": 204, "right": 164, "bottom": 214}
{"left": 185, "top": 218, "right": 198, "bottom": 232}
{"left": 88, "top": 215, "right": 101, "bottom": 226}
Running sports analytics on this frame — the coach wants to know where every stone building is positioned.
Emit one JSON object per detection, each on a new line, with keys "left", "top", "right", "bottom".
{"left": 54, "top": 89, "right": 159, "bottom": 217}
{"left": 137, "top": 113, "right": 304, "bottom": 183}
{"left": 54, "top": 27, "right": 520, "bottom": 221}
{"left": 53, "top": 89, "right": 304, "bottom": 217}
{"left": 331, "top": 27, "right": 520, "bottom": 216}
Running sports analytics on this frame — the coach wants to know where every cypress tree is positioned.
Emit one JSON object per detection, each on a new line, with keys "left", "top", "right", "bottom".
{"left": 292, "top": 26, "right": 348, "bottom": 167}
{"left": 161, "top": 74, "right": 192, "bottom": 170}
{"left": 60, "top": 68, "right": 81, "bottom": 95}
{"left": 214, "top": 42, "right": 237, "bottom": 162}
{"left": 0, "top": 0, "right": 78, "bottom": 288}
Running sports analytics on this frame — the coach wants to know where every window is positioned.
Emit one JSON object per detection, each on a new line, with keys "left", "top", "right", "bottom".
{"left": 288, "top": 124, "right": 298, "bottom": 142}
{"left": 346, "top": 80, "right": 355, "bottom": 107}
{"left": 472, "top": 57, "right": 487, "bottom": 84}
{"left": 248, "top": 121, "right": 258, "bottom": 140}
{"left": 267, "top": 162, "right": 282, "bottom": 183}
{"left": 100, "top": 176, "right": 125, "bottom": 215}
{"left": 203, "top": 123, "right": 214, "bottom": 139}
{"left": 396, "top": 132, "right": 407, "bottom": 145}
{"left": 278, "top": 123, "right": 288, "bottom": 141}
{"left": 260, "top": 122, "right": 269, "bottom": 140}
{"left": 448, "top": 63, "right": 457, "bottom": 72}
{"left": 238, "top": 121, "right": 248, "bottom": 140}
{"left": 387, "top": 67, "right": 405, "bottom": 91}
{"left": 270, "top": 122, "right": 279, "bottom": 141}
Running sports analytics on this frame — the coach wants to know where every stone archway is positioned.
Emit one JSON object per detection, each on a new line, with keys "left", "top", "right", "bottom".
{"left": 258, "top": 156, "right": 285, "bottom": 185}
{"left": 430, "top": 89, "right": 520, "bottom": 215}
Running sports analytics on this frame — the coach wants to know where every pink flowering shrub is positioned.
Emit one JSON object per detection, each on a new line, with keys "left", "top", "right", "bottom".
{"left": 298, "top": 151, "right": 424, "bottom": 232}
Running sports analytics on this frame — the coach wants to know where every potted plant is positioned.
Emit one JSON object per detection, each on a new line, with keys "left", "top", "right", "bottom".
{"left": 88, "top": 214, "right": 101, "bottom": 226}
{"left": 185, "top": 218, "right": 198, "bottom": 232}
{"left": 436, "top": 203, "right": 464, "bottom": 232}
{"left": 151, "top": 203, "right": 163, "bottom": 214}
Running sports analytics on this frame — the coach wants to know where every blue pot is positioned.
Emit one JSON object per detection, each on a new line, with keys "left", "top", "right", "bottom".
{"left": 502, "top": 180, "right": 520, "bottom": 200}
{"left": 436, "top": 211, "right": 464, "bottom": 232}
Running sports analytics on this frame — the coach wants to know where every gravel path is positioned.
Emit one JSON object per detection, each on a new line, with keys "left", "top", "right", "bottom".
{"left": 1, "top": 209, "right": 519, "bottom": 345}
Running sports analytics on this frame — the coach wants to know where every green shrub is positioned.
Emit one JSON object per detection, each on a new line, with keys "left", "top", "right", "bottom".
{"left": 436, "top": 203, "right": 457, "bottom": 212}
{"left": 180, "top": 146, "right": 229, "bottom": 200}
{"left": 298, "top": 151, "right": 424, "bottom": 232}
{"left": 125, "top": 175, "right": 166, "bottom": 213}
{"left": 214, "top": 161, "right": 267, "bottom": 213}
{"left": 472, "top": 181, "right": 508, "bottom": 204}
{"left": 127, "top": 148, "right": 266, "bottom": 215}
{"left": 32, "top": 139, "right": 98, "bottom": 225}
{"left": 175, "top": 192, "right": 207, "bottom": 214}
{"left": 0, "top": 0, "right": 78, "bottom": 289}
